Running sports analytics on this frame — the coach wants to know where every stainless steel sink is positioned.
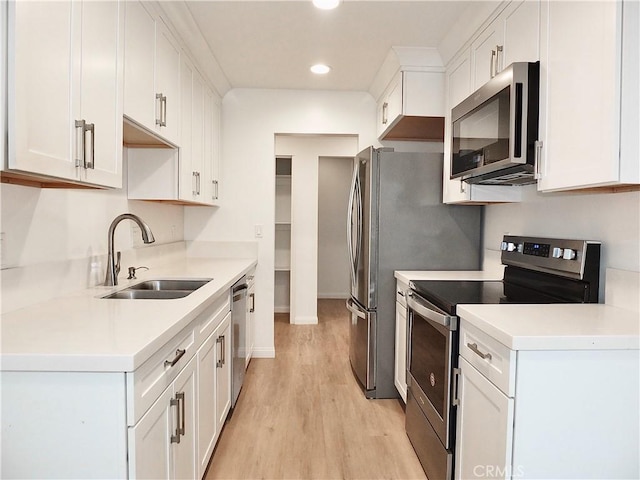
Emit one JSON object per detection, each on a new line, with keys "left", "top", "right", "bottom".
{"left": 102, "top": 278, "right": 212, "bottom": 299}
{"left": 127, "top": 279, "right": 212, "bottom": 291}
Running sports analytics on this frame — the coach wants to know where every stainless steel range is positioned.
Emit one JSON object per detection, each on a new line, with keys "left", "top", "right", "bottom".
{"left": 405, "top": 235, "right": 601, "bottom": 480}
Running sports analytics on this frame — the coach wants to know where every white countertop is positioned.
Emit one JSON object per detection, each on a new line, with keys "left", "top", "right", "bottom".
{"left": 0, "top": 257, "right": 256, "bottom": 372}
{"left": 459, "top": 303, "right": 640, "bottom": 351}
{"left": 395, "top": 269, "right": 504, "bottom": 284}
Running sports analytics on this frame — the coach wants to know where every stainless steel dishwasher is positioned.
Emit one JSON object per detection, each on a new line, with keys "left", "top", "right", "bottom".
{"left": 231, "top": 276, "right": 248, "bottom": 409}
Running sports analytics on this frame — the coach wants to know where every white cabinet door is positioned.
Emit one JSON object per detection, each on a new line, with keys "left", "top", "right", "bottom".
{"left": 191, "top": 70, "right": 205, "bottom": 201}
{"left": 173, "top": 356, "right": 197, "bottom": 480}
{"left": 455, "top": 357, "right": 514, "bottom": 480}
{"left": 203, "top": 87, "right": 221, "bottom": 205}
{"left": 123, "top": 0, "right": 155, "bottom": 129}
{"left": 78, "top": 0, "right": 123, "bottom": 188}
{"left": 128, "top": 386, "right": 173, "bottom": 480}
{"left": 179, "top": 55, "right": 195, "bottom": 202}
{"left": 123, "top": 2, "right": 180, "bottom": 145}
{"left": 128, "top": 357, "right": 197, "bottom": 480}
{"left": 9, "top": 0, "right": 123, "bottom": 188}
{"left": 471, "top": 21, "right": 504, "bottom": 91}
{"left": 379, "top": 75, "right": 403, "bottom": 137}
{"left": 502, "top": 0, "right": 540, "bottom": 67}
{"left": 246, "top": 274, "right": 256, "bottom": 368}
{"left": 215, "top": 314, "right": 232, "bottom": 432}
{"left": 394, "top": 301, "right": 407, "bottom": 403}
{"left": 155, "top": 19, "right": 181, "bottom": 145}
{"left": 538, "top": 1, "right": 623, "bottom": 191}
{"left": 10, "top": 1, "right": 75, "bottom": 179}
{"left": 197, "top": 331, "right": 218, "bottom": 478}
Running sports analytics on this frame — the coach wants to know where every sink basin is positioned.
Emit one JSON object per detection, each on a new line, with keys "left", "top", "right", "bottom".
{"left": 102, "top": 278, "right": 212, "bottom": 299}
{"left": 127, "top": 279, "right": 212, "bottom": 291}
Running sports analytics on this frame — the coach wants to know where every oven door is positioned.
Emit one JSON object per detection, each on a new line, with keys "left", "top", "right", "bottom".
{"left": 407, "top": 291, "right": 458, "bottom": 449}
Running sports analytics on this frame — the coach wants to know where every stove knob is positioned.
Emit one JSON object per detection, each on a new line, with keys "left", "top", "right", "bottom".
{"left": 562, "top": 248, "right": 577, "bottom": 260}
{"left": 552, "top": 247, "right": 563, "bottom": 258}
{"left": 500, "top": 241, "right": 508, "bottom": 251}
{"left": 507, "top": 242, "right": 517, "bottom": 252}
{"left": 517, "top": 243, "right": 524, "bottom": 253}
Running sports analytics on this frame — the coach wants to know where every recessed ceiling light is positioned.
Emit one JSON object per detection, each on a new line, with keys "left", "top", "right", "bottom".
{"left": 310, "top": 64, "right": 331, "bottom": 75}
{"left": 313, "top": 0, "right": 340, "bottom": 10}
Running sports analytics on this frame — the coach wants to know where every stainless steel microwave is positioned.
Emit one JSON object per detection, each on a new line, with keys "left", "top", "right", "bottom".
{"left": 450, "top": 61, "right": 539, "bottom": 185}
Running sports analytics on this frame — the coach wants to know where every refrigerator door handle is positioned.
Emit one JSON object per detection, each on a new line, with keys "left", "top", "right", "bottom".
{"left": 346, "top": 163, "right": 358, "bottom": 287}
{"left": 346, "top": 298, "right": 366, "bottom": 319}
{"left": 354, "top": 174, "right": 363, "bottom": 281}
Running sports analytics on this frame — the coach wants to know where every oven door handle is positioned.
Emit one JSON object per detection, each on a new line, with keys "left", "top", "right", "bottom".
{"left": 407, "top": 291, "right": 457, "bottom": 331}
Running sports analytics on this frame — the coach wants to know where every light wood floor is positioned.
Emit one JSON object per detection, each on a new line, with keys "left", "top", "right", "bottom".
{"left": 204, "top": 299, "right": 427, "bottom": 480}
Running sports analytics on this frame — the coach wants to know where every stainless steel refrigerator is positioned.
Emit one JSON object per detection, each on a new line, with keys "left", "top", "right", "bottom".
{"left": 346, "top": 146, "right": 482, "bottom": 399}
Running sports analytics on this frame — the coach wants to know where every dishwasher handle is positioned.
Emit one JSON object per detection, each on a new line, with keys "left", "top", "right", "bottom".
{"left": 233, "top": 283, "right": 248, "bottom": 301}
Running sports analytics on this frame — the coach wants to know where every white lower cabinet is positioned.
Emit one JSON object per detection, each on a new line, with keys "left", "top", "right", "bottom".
{"left": 196, "top": 310, "right": 231, "bottom": 479}
{"left": 455, "top": 320, "right": 640, "bottom": 479}
{"left": 455, "top": 356, "right": 514, "bottom": 480}
{"left": 0, "top": 290, "right": 234, "bottom": 479}
{"left": 128, "top": 356, "right": 197, "bottom": 480}
{"left": 394, "top": 280, "right": 408, "bottom": 402}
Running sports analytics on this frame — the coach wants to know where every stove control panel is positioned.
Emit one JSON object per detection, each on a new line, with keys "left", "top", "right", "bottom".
{"left": 500, "top": 235, "right": 600, "bottom": 280}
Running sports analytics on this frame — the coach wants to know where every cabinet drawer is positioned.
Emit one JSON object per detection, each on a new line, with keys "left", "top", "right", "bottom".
{"left": 396, "top": 280, "right": 409, "bottom": 308}
{"left": 126, "top": 324, "right": 196, "bottom": 425}
{"left": 197, "top": 290, "right": 231, "bottom": 342}
{"left": 459, "top": 320, "right": 516, "bottom": 397}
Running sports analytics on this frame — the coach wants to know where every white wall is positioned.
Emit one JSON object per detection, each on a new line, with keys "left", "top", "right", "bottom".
{"left": 184, "top": 89, "right": 378, "bottom": 356}
{"left": 318, "top": 156, "right": 352, "bottom": 299}
{"left": 1, "top": 149, "right": 185, "bottom": 310}
{"left": 485, "top": 186, "right": 640, "bottom": 298}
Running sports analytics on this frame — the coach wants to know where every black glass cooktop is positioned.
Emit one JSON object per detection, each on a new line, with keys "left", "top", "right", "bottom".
{"left": 409, "top": 279, "right": 568, "bottom": 316}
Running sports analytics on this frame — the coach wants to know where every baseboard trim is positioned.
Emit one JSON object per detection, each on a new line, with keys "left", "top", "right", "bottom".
{"left": 251, "top": 347, "right": 276, "bottom": 358}
{"left": 294, "top": 316, "right": 318, "bottom": 325}
{"left": 274, "top": 306, "right": 290, "bottom": 313}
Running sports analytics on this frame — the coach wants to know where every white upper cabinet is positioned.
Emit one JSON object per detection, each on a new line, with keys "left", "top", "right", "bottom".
{"left": 377, "top": 70, "right": 445, "bottom": 141}
{"left": 124, "top": 1, "right": 180, "bottom": 145}
{"left": 204, "top": 88, "right": 221, "bottom": 204}
{"left": 442, "top": 0, "right": 540, "bottom": 204}
{"left": 472, "top": 1, "right": 540, "bottom": 90}
{"left": 537, "top": 0, "right": 639, "bottom": 192}
{"left": 7, "top": 0, "right": 123, "bottom": 188}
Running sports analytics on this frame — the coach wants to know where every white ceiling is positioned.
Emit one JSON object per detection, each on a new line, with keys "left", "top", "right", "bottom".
{"left": 184, "top": 0, "right": 477, "bottom": 92}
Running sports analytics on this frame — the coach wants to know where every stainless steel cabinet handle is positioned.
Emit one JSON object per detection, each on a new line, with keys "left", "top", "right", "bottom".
{"left": 397, "top": 290, "right": 405, "bottom": 297}
{"left": 382, "top": 102, "right": 389, "bottom": 125}
{"left": 534, "top": 140, "right": 543, "bottom": 180}
{"left": 75, "top": 120, "right": 86, "bottom": 168}
{"left": 164, "top": 348, "right": 186, "bottom": 368}
{"left": 75, "top": 120, "right": 94, "bottom": 169}
{"left": 156, "top": 93, "right": 167, "bottom": 127}
{"left": 216, "top": 335, "right": 225, "bottom": 367}
{"left": 176, "top": 392, "right": 185, "bottom": 436}
{"left": 490, "top": 49, "right": 497, "bottom": 78}
{"left": 192, "top": 172, "right": 198, "bottom": 196}
{"left": 212, "top": 179, "right": 219, "bottom": 200}
{"left": 452, "top": 367, "right": 461, "bottom": 406}
{"left": 197, "top": 172, "right": 201, "bottom": 195}
{"left": 170, "top": 395, "right": 181, "bottom": 444}
{"left": 250, "top": 293, "right": 255, "bottom": 313}
{"left": 467, "top": 342, "right": 492, "bottom": 360}
{"left": 86, "top": 122, "right": 95, "bottom": 169}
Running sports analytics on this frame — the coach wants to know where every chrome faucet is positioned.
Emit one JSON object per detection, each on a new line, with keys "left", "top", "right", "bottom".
{"left": 104, "top": 214, "right": 155, "bottom": 286}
